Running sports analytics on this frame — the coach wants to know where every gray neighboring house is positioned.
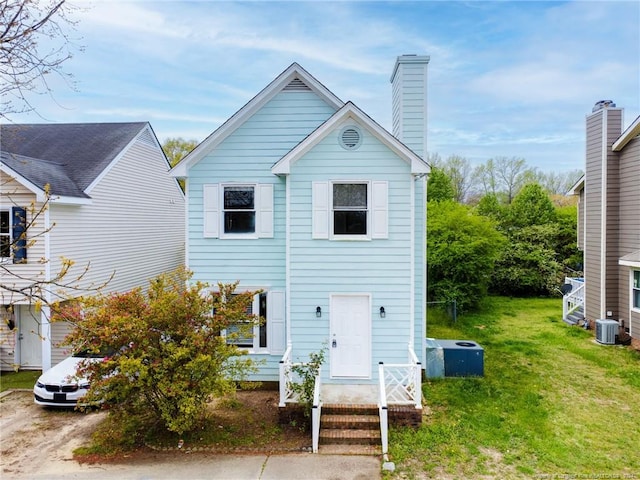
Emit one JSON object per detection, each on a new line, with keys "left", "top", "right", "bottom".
{"left": 1, "top": 123, "right": 185, "bottom": 371}
{"left": 565, "top": 101, "right": 640, "bottom": 347}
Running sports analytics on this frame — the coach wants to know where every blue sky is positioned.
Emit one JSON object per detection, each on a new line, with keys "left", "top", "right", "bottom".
{"left": 8, "top": 0, "right": 640, "bottom": 173}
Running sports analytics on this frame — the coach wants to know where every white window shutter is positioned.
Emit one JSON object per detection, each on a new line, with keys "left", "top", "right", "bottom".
{"left": 203, "top": 184, "right": 219, "bottom": 238}
{"left": 257, "top": 183, "right": 274, "bottom": 238}
{"left": 267, "top": 290, "right": 286, "bottom": 354}
{"left": 371, "top": 181, "right": 388, "bottom": 239}
{"left": 312, "top": 181, "right": 329, "bottom": 239}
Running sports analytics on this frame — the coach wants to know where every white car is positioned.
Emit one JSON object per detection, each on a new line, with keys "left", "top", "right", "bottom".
{"left": 33, "top": 351, "right": 103, "bottom": 407}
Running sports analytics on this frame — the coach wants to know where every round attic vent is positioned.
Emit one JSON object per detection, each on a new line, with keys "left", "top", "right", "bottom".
{"left": 339, "top": 126, "right": 362, "bottom": 150}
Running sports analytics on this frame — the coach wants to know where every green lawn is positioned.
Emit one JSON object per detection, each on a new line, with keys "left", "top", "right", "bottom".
{"left": 0, "top": 370, "right": 41, "bottom": 392}
{"left": 389, "top": 296, "right": 640, "bottom": 479}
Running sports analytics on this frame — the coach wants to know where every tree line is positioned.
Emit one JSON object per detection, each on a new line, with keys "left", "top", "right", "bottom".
{"left": 426, "top": 154, "right": 583, "bottom": 313}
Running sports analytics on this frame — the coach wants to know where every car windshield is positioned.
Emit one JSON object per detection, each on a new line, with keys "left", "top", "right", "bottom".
{"left": 73, "top": 348, "right": 114, "bottom": 359}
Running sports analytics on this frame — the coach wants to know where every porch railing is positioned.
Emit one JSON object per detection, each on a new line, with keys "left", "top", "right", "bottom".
{"left": 562, "top": 277, "right": 585, "bottom": 321}
{"left": 278, "top": 346, "right": 293, "bottom": 407}
{"left": 379, "top": 347, "right": 422, "bottom": 408}
{"left": 377, "top": 363, "right": 389, "bottom": 455}
{"left": 311, "top": 368, "right": 322, "bottom": 453}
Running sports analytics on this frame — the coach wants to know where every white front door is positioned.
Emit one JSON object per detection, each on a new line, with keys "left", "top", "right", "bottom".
{"left": 19, "top": 306, "right": 42, "bottom": 369}
{"left": 330, "top": 294, "right": 371, "bottom": 378}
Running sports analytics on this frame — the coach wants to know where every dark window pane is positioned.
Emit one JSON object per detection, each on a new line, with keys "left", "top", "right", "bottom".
{"left": 259, "top": 292, "right": 267, "bottom": 348}
{"left": 0, "top": 237, "right": 9, "bottom": 257}
{"left": 634, "top": 289, "right": 640, "bottom": 309}
{"left": 1, "top": 211, "right": 9, "bottom": 234}
{"left": 224, "top": 212, "right": 255, "bottom": 234}
{"left": 224, "top": 187, "right": 254, "bottom": 210}
{"left": 334, "top": 210, "right": 367, "bottom": 235}
{"left": 333, "top": 184, "right": 367, "bottom": 208}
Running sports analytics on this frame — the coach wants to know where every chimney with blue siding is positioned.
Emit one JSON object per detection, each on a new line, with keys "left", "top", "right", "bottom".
{"left": 390, "top": 54, "right": 430, "bottom": 159}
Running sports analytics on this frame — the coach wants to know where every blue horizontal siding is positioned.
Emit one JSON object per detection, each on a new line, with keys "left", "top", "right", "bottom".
{"left": 287, "top": 126, "right": 420, "bottom": 380}
{"left": 186, "top": 90, "right": 337, "bottom": 379}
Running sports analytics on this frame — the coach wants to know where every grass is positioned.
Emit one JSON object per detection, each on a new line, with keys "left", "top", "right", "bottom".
{"left": 389, "top": 296, "right": 640, "bottom": 479}
{"left": 0, "top": 370, "right": 41, "bottom": 392}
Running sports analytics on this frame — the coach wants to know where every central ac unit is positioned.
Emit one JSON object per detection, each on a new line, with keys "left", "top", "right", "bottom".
{"left": 595, "top": 319, "right": 618, "bottom": 345}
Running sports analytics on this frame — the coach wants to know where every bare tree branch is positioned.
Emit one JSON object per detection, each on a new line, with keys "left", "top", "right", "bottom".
{"left": 0, "top": 0, "right": 84, "bottom": 120}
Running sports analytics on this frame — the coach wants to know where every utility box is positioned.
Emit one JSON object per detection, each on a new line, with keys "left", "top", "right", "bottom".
{"left": 426, "top": 339, "right": 484, "bottom": 378}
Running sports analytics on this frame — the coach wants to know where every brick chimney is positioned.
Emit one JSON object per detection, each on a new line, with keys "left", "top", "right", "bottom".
{"left": 390, "top": 55, "right": 430, "bottom": 159}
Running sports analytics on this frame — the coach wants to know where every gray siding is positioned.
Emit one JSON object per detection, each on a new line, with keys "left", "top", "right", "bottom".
{"left": 584, "top": 110, "right": 605, "bottom": 322}
{"left": 617, "top": 134, "right": 640, "bottom": 337}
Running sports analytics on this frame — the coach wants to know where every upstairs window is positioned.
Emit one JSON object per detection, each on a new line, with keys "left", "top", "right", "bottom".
{"left": 333, "top": 183, "right": 368, "bottom": 236}
{"left": 202, "top": 183, "right": 273, "bottom": 239}
{"left": 0, "top": 207, "right": 27, "bottom": 263}
{"left": 224, "top": 186, "right": 255, "bottom": 234}
{"left": 0, "top": 211, "right": 10, "bottom": 258}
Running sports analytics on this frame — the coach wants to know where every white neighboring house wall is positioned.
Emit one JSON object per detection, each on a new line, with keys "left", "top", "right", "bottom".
{"left": 1, "top": 127, "right": 185, "bottom": 371}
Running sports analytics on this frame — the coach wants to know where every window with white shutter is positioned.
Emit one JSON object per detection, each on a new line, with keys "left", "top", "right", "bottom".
{"left": 202, "top": 184, "right": 274, "bottom": 239}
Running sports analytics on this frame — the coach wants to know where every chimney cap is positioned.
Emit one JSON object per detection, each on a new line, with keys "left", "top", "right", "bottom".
{"left": 592, "top": 100, "right": 616, "bottom": 112}
{"left": 391, "top": 54, "right": 430, "bottom": 83}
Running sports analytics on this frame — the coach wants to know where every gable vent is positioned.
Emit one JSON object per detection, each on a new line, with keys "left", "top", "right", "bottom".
{"left": 284, "top": 78, "right": 311, "bottom": 91}
{"left": 339, "top": 126, "right": 362, "bottom": 150}
{"left": 137, "top": 129, "right": 156, "bottom": 147}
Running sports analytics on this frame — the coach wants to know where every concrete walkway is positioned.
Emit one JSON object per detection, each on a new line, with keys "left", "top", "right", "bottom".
{"left": 18, "top": 453, "right": 382, "bottom": 480}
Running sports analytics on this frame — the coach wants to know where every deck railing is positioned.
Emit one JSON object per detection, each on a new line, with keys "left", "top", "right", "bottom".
{"left": 378, "top": 347, "right": 422, "bottom": 408}
{"left": 562, "top": 277, "right": 585, "bottom": 321}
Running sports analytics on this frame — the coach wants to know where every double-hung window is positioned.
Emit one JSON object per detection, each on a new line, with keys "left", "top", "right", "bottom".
{"left": 1, "top": 207, "right": 27, "bottom": 263}
{"left": 312, "top": 180, "right": 387, "bottom": 240}
{"left": 333, "top": 183, "right": 368, "bottom": 236}
{"left": 219, "top": 290, "right": 285, "bottom": 354}
{"left": 633, "top": 271, "right": 640, "bottom": 310}
{"left": 225, "top": 292, "right": 267, "bottom": 349}
{"left": 223, "top": 186, "right": 256, "bottom": 235}
{"left": 0, "top": 211, "right": 10, "bottom": 259}
{"left": 202, "top": 183, "right": 273, "bottom": 239}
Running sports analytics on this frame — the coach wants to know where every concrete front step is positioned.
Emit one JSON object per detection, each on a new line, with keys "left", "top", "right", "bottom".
{"left": 319, "top": 428, "right": 381, "bottom": 445}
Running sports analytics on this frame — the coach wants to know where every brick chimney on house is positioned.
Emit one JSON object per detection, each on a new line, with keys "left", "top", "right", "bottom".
{"left": 390, "top": 54, "right": 430, "bottom": 159}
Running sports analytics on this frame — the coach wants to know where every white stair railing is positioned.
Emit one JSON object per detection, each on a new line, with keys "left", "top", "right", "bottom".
{"left": 311, "top": 368, "right": 322, "bottom": 453}
{"left": 278, "top": 346, "right": 293, "bottom": 407}
{"left": 378, "top": 363, "right": 389, "bottom": 454}
{"left": 562, "top": 277, "right": 585, "bottom": 322}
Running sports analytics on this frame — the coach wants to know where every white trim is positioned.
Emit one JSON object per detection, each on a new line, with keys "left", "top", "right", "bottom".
{"left": 85, "top": 124, "right": 147, "bottom": 194}
{"left": 409, "top": 177, "right": 415, "bottom": 347}
{"left": 285, "top": 179, "right": 292, "bottom": 349}
{"left": 171, "top": 63, "right": 344, "bottom": 178}
{"left": 184, "top": 177, "right": 191, "bottom": 270}
{"left": 271, "top": 103, "right": 430, "bottom": 176}
{"left": 567, "top": 175, "right": 585, "bottom": 195}
{"left": 0, "top": 164, "right": 47, "bottom": 202}
{"left": 631, "top": 270, "right": 640, "bottom": 313}
{"left": 420, "top": 175, "right": 427, "bottom": 368}
{"left": 612, "top": 114, "right": 640, "bottom": 151}
{"left": 600, "top": 109, "right": 608, "bottom": 319}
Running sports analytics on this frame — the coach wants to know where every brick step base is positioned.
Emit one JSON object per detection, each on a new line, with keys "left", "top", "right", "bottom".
{"left": 319, "top": 428, "right": 381, "bottom": 445}
{"left": 322, "top": 403, "right": 379, "bottom": 415}
{"left": 321, "top": 414, "right": 379, "bottom": 429}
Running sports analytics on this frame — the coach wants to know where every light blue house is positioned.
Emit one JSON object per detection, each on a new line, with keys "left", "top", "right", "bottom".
{"left": 171, "top": 56, "right": 430, "bottom": 449}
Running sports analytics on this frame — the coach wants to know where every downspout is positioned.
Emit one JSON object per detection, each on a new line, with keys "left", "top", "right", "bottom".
{"left": 285, "top": 177, "right": 292, "bottom": 349}
{"left": 409, "top": 175, "right": 415, "bottom": 349}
